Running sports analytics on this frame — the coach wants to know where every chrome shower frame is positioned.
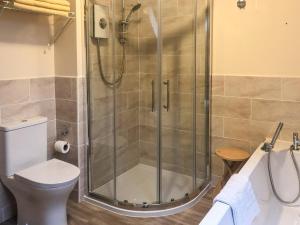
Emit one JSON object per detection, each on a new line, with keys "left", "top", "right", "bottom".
{"left": 84, "top": 0, "right": 213, "bottom": 216}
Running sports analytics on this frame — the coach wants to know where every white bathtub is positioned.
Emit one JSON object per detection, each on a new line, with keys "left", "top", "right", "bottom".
{"left": 201, "top": 140, "right": 300, "bottom": 225}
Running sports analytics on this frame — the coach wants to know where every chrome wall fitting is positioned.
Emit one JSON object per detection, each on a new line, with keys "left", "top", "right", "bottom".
{"left": 291, "top": 132, "right": 300, "bottom": 151}
{"left": 237, "top": 0, "right": 246, "bottom": 9}
{"left": 261, "top": 122, "right": 284, "bottom": 152}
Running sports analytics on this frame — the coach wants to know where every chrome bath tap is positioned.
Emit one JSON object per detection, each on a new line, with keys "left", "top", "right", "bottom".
{"left": 291, "top": 132, "right": 300, "bottom": 150}
{"left": 261, "top": 122, "right": 284, "bottom": 152}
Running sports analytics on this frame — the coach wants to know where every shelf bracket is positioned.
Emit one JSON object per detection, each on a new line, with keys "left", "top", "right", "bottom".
{"left": 0, "top": 0, "right": 76, "bottom": 46}
{"left": 48, "top": 12, "right": 75, "bottom": 46}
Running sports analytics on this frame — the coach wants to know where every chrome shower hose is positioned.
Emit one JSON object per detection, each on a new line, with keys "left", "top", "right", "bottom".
{"left": 268, "top": 148, "right": 300, "bottom": 204}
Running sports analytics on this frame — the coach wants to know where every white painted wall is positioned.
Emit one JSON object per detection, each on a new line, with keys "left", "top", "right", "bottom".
{"left": 0, "top": 11, "right": 54, "bottom": 79}
{"left": 0, "top": 0, "right": 84, "bottom": 79}
{"left": 54, "top": 0, "right": 85, "bottom": 78}
{"left": 213, "top": 0, "right": 300, "bottom": 77}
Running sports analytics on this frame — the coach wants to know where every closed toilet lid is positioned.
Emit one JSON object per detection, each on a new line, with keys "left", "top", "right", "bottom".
{"left": 15, "top": 159, "right": 80, "bottom": 188}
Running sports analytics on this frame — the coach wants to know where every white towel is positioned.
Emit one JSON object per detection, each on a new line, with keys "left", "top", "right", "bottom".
{"left": 213, "top": 174, "right": 260, "bottom": 225}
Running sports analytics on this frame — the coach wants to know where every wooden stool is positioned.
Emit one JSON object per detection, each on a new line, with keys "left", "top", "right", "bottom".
{"left": 213, "top": 147, "right": 250, "bottom": 197}
{"left": 216, "top": 147, "right": 250, "bottom": 176}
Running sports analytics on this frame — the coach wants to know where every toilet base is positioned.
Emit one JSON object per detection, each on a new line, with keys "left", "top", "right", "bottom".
{"left": 3, "top": 177, "right": 77, "bottom": 225}
{"left": 16, "top": 183, "right": 76, "bottom": 225}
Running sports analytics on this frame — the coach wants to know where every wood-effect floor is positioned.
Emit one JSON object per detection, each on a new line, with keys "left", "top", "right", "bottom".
{"left": 67, "top": 190, "right": 213, "bottom": 225}
{"left": 0, "top": 190, "right": 213, "bottom": 225}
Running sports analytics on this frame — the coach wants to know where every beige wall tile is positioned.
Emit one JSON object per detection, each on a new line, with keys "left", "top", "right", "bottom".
{"left": 90, "top": 116, "right": 114, "bottom": 140}
{"left": 224, "top": 76, "right": 281, "bottom": 99}
{"left": 196, "top": 134, "right": 207, "bottom": 154}
{"left": 161, "top": 128, "right": 193, "bottom": 150}
{"left": 224, "top": 118, "right": 276, "bottom": 148}
{"left": 56, "top": 120, "right": 78, "bottom": 146}
{"left": 128, "top": 126, "right": 139, "bottom": 143}
{"left": 30, "top": 78, "right": 55, "bottom": 101}
{"left": 161, "top": 145, "right": 193, "bottom": 175}
{"left": 167, "top": 111, "right": 192, "bottom": 131}
{"left": 0, "top": 80, "right": 29, "bottom": 106}
{"left": 177, "top": 0, "right": 195, "bottom": 15}
{"left": 117, "top": 74, "right": 139, "bottom": 92}
{"left": 91, "top": 94, "right": 127, "bottom": 120}
{"left": 140, "top": 108, "right": 156, "bottom": 126}
{"left": 47, "top": 119, "right": 57, "bottom": 143}
{"left": 211, "top": 116, "right": 223, "bottom": 137}
{"left": 163, "top": 35, "right": 194, "bottom": 56}
{"left": 56, "top": 99, "right": 77, "bottom": 122}
{"left": 252, "top": 99, "right": 300, "bottom": 122}
{"left": 161, "top": 0, "right": 178, "bottom": 18}
{"left": 116, "top": 108, "right": 139, "bottom": 130}
{"left": 139, "top": 38, "right": 157, "bottom": 55}
{"left": 162, "top": 55, "right": 194, "bottom": 75}
{"left": 89, "top": 77, "right": 114, "bottom": 99}
{"left": 140, "top": 125, "right": 156, "bottom": 143}
{"left": 1, "top": 100, "right": 55, "bottom": 123}
{"left": 178, "top": 75, "right": 200, "bottom": 93}
{"left": 126, "top": 55, "right": 140, "bottom": 74}
{"left": 212, "top": 154, "right": 224, "bottom": 177}
{"left": 212, "top": 96, "right": 251, "bottom": 119}
{"left": 116, "top": 142, "right": 139, "bottom": 175}
{"left": 282, "top": 78, "right": 300, "bottom": 101}
{"left": 127, "top": 92, "right": 139, "bottom": 109}
{"left": 212, "top": 75, "right": 224, "bottom": 96}
{"left": 162, "top": 15, "right": 194, "bottom": 39}
{"left": 140, "top": 55, "right": 158, "bottom": 74}
{"left": 140, "top": 91, "right": 152, "bottom": 108}
{"left": 139, "top": 141, "right": 157, "bottom": 164}
{"left": 55, "top": 77, "right": 73, "bottom": 100}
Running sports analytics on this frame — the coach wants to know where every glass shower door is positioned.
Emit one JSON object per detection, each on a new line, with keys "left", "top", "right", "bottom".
{"left": 115, "top": 0, "right": 160, "bottom": 205}
{"left": 87, "top": 0, "right": 117, "bottom": 201}
{"left": 159, "top": 0, "right": 209, "bottom": 203}
{"left": 195, "top": 0, "right": 210, "bottom": 188}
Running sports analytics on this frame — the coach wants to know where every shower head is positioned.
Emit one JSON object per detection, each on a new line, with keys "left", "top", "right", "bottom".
{"left": 124, "top": 3, "right": 141, "bottom": 22}
{"left": 131, "top": 3, "right": 141, "bottom": 12}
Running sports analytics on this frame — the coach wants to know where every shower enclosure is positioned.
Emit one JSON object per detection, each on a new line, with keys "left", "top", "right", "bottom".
{"left": 86, "top": 0, "right": 211, "bottom": 214}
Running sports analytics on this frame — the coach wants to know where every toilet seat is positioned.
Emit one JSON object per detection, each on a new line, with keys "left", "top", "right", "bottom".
{"left": 14, "top": 159, "right": 80, "bottom": 189}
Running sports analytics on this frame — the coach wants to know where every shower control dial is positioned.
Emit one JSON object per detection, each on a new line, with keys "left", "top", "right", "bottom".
{"left": 99, "top": 18, "right": 107, "bottom": 29}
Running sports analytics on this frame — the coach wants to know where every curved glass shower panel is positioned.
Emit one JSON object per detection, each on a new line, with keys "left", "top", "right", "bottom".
{"left": 196, "top": 0, "right": 210, "bottom": 187}
{"left": 87, "top": 0, "right": 121, "bottom": 201}
{"left": 115, "top": 0, "right": 159, "bottom": 205}
{"left": 160, "top": 0, "right": 198, "bottom": 203}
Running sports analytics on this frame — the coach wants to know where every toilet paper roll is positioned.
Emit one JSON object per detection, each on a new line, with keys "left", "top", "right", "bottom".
{"left": 54, "top": 141, "right": 70, "bottom": 154}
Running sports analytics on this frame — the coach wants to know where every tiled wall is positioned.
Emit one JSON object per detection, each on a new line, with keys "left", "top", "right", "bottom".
{"left": 55, "top": 77, "right": 87, "bottom": 201}
{"left": 0, "top": 77, "right": 56, "bottom": 222}
{"left": 211, "top": 75, "right": 300, "bottom": 181}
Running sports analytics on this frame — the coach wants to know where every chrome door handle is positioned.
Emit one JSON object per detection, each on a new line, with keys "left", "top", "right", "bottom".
{"left": 151, "top": 80, "right": 155, "bottom": 112}
{"left": 163, "top": 80, "right": 169, "bottom": 111}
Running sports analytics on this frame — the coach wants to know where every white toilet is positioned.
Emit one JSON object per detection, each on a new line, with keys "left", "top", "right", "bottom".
{"left": 0, "top": 117, "right": 80, "bottom": 225}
